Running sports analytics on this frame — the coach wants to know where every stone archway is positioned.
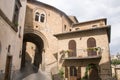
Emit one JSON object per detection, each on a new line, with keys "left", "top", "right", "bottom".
{"left": 20, "top": 33, "right": 44, "bottom": 72}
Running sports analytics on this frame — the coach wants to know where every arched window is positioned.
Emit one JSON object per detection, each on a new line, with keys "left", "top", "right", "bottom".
{"left": 35, "top": 12, "right": 45, "bottom": 23}
{"left": 40, "top": 14, "right": 45, "bottom": 22}
{"left": 35, "top": 12, "right": 40, "bottom": 21}
{"left": 87, "top": 37, "right": 97, "bottom": 56}
{"left": 70, "top": 66, "right": 77, "bottom": 76}
{"left": 68, "top": 40, "right": 76, "bottom": 57}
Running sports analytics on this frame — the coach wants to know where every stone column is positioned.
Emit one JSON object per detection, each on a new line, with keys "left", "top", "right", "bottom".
{"left": 41, "top": 49, "right": 45, "bottom": 71}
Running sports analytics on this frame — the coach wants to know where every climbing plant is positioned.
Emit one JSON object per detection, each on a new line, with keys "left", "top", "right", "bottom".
{"left": 58, "top": 68, "right": 64, "bottom": 79}
{"left": 81, "top": 64, "right": 97, "bottom": 80}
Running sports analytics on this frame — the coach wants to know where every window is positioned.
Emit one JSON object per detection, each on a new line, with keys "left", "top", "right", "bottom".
{"left": 35, "top": 12, "right": 40, "bottom": 21}
{"left": 64, "top": 25, "right": 67, "bottom": 31}
{"left": 40, "top": 14, "right": 45, "bottom": 22}
{"left": 68, "top": 40, "right": 76, "bottom": 57}
{"left": 35, "top": 12, "right": 45, "bottom": 23}
{"left": 70, "top": 66, "right": 77, "bottom": 76}
{"left": 18, "top": 26, "right": 21, "bottom": 38}
{"left": 75, "top": 28, "right": 80, "bottom": 30}
{"left": 8, "top": 45, "right": 11, "bottom": 53}
{"left": 13, "top": 0, "right": 21, "bottom": 26}
{"left": 92, "top": 25, "right": 97, "bottom": 28}
{"left": 87, "top": 37, "right": 97, "bottom": 56}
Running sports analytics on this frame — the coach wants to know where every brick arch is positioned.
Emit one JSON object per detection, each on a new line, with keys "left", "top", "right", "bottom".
{"left": 68, "top": 40, "right": 76, "bottom": 57}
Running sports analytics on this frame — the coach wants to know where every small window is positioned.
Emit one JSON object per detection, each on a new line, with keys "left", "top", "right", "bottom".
{"left": 92, "top": 25, "right": 97, "bottom": 28}
{"left": 69, "top": 29, "right": 72, "bottom": 31}
{"left": 64, "top": 25, "right": 67, "bottom": 31}
{"left": 8, "top": 45, "right": 11, "bottom": 53}
{"left": 18, "top": 26, "right": 21, "bottom": 38}
{"left": 75, "top": 28, "right": 80, "bottom": 30}
{"left": 13, "top": 0, "right": 21, "bottom": 26}
{"left": 35, "top": 12, "right": 40, "bottom": 21}
{"left": 40, "top": 14, "right": 45, "bottom": 22}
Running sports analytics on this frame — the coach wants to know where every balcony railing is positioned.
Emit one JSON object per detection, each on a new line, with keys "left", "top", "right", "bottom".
{"left": 60, "top": 47, "right": 103, "bottom": 59}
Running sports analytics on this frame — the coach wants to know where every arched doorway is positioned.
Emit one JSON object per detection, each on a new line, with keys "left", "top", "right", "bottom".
{"left": 88, "top": 64, "right": 99, "bottom": 80}
{"left": 20, "top": 33, "right": 44, "bottom": 72}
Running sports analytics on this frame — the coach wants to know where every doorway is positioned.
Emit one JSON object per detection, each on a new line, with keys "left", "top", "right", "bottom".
{"left": 20, "top": 33, "right": 44, "bottom": 72}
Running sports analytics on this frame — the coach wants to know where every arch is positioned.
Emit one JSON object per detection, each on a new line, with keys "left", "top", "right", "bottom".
{"left": 68, "top": 40, "right": 76, "bottom": 57}
{"left": 21, "top": 33, "right": 44, "bottom": 71}
{"left": 88, "top": 64, "right": 99, "bottom": 80}
{"left": 87, "top": 37, "right": 97, "bottom": 56}
{"left": 21, "top": 28, "right": 49, "bottom": 72}
{"left": 24, "top": 29, "right": 49, "bottom": 49}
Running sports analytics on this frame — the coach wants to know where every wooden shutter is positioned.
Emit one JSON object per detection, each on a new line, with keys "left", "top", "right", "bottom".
{"left": 87, "top": 37, "right": 97, "bottom": 56}
{"left": 68, "top": 40, "right": 76, "bottom": 57}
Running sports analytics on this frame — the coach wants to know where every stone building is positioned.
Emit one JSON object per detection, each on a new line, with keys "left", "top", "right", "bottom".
{"left": 22, "top": 0, "right": 112, "bottom": 80}
{"left": 0, "top": 0, "right": 27, "bottom": 79}
{"left": 111, "top": 54, "right": 120, "bottom": 80}
{"left": 0, "top": 0, "right": 112, "bottom": 80}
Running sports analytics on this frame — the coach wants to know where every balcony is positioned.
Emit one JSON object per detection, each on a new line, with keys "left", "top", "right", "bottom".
{"left": 60, "top": 47, "right": 103, "bottom": 60}
{"left": 60, "top": 47, "right": 102, "bottom": 66}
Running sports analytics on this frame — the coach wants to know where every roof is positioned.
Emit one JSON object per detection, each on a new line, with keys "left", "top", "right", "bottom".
{"left": 54, "top": 25, "right": 111, "bottom": 43}
{"left": 68, "top": 16, "right": 78, "bottom": 23}
{"left": 73, "top": 18, "right": 107, "bottom": 26}
{"left": 27, "top": 0, "right": 74, "bottom": 24}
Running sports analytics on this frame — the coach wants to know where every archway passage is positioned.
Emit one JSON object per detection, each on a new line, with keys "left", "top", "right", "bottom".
{"left": 20, "top": 33, "right": 44, "bottom": 71}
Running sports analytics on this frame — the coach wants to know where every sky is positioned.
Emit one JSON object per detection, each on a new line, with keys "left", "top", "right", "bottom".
{"left": 37, "top": 0, "right": 120, "bottom": 55}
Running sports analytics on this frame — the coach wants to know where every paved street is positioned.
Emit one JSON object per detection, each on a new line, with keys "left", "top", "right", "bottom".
{"left": 13, "top": 62, "right": 51, "bottom": 80}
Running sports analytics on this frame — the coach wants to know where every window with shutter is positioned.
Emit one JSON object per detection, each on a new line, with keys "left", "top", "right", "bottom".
{"left": 87, "top": 37, "right": 97, "bottom": 56}
{"left": 68, "top": 40, "right": 76, "bottom": 57}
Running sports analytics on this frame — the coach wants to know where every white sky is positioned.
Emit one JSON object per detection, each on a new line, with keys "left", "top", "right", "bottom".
{"left": 37, "top": 0, "right": 120, "bottom": 55}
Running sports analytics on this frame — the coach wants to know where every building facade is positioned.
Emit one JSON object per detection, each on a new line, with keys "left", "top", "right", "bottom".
{"left": 22, "top": 0, "right": 112, "bottom": 80}
{"left": 0, "top": 0, "right": 112, "bottom": 80}
{"left": 0, "top": 0, "right": 27, "bottom": 79}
